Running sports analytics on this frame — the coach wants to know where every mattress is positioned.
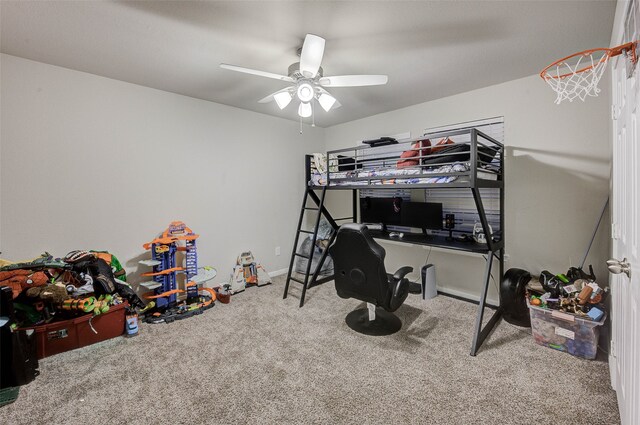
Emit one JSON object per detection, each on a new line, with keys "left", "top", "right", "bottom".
{"left": 309, "top": 162, "right": 498, "bottom": 187}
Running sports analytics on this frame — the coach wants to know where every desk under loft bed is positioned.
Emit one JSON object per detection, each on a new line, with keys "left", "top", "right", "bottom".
{"left": 283, "top": 127, "right": 505, "bottom": 356}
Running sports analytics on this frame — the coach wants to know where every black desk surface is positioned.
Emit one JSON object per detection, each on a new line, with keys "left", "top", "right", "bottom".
{"left": 366, "top": 229, "right": 495, "bottom": 254}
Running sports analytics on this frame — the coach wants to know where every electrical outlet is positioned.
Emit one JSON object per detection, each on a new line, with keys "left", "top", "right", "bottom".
{"left": 275, "top": 246, "right": 281, "bottom": 256}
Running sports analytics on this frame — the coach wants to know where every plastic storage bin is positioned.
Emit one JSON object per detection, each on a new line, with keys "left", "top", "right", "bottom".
{"left": 19, "top": 302, "right": 127, "bottom": 359}
{"left": 527, "top": 300, "right": 605, "bottom": 359}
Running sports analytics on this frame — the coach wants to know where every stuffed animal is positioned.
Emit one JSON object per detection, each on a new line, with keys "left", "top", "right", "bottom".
{"left": 0, "top": 269, "right": 48, "bottom": 299}
{"left": 25, "top": 283, "right": 69, "bottom": 305}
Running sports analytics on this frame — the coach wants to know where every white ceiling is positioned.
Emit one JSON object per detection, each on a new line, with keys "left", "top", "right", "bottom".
{"left": 1, "top": 1, "right": 616, "bottom": 127}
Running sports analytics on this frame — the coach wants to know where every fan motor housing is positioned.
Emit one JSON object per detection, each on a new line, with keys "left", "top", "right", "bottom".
{"left": 288, "top": 62, "right": 323, "bottom": 80}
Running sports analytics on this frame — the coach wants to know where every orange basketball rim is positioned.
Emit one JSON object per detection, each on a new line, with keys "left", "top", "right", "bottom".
{"left": 540, "top": 41, "right": 637, "bottom": 104}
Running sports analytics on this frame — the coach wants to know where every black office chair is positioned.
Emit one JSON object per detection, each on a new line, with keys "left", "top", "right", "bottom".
{"left": 328, "top": 223, "right": 413, "bottom": 335}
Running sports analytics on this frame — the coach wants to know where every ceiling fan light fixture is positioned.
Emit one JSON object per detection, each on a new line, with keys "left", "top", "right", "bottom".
{"left": 298, "top": 102, "right": 312, "bottom": 118}
{"left": 274, "top": 91, "right": 293, "bottom": 109}
{"left": 297, "top": 82, "right": 314, "bottom": 103}
{"left": 318, "top": 93, "right": 337, "bottom": 112}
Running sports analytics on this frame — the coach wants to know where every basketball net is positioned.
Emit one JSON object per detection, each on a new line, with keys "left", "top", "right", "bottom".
{"left": 541, "top": 42, "right": 637, "bottom": 105}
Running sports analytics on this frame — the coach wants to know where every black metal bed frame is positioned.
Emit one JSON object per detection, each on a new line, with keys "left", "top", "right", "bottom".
{"left": 282, "top": 128, "right": 505, "bottom": 356}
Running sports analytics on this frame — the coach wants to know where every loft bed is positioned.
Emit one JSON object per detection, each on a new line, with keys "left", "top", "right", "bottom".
{"left": 283, "top": 127, "right": 505, "bottom": 356}
{"left": 308, "top": 128, "right": 503, "bottom": 190}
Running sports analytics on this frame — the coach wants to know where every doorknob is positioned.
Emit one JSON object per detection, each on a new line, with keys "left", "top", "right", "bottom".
{"left": 607, "top": 258, "right": 631, "bottom": 278}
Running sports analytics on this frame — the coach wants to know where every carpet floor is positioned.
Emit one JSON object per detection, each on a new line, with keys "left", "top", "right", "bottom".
{"left": 1, "top": 276, "right": 620, "bottom": 424}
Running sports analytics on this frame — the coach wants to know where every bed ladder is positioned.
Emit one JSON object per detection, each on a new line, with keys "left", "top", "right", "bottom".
{"left": 283, "top": 186, "right": 344, "bottom": 307}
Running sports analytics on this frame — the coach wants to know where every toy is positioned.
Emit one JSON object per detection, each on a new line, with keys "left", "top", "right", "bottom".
{"left": 60, "top": 294, "right": 112, "bottom": 315}
{"left": 215, "top": 285, "right": 231, "bottom": 304}
{"left": 61, "top": 297, "right": 95, "bottom": 313}
{"left": 140, "top": 221, "right": 217, "bottom": 323}
{"left": 587, "top": 307, "right": 604, "bottom": 321}
{"left": 125, "top": 311, "right": 139, "bottom": 337}
{"left": 0, "top": 270, "right": 48, "bottom": 299}
{"left": 578, "top": 286, "right": 593, "bottom": 305}
{"left": 92, "top": 251, "right": 127, "bottom": 282}
{"left": 228, "top": 251, "right": 272, "bottom": 294}
{"left": 472, "top": 222, "right": 493, "bottom": 244}
{"left": 530, "top": 296, "right": 542, "bottom": 307}
{"left": 25, "top": 283, "right": 68, "bottom": 305}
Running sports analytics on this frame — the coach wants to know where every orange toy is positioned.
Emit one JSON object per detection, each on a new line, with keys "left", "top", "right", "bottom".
{"left": 0, "top": 269, "right": 48, "bottom": 299}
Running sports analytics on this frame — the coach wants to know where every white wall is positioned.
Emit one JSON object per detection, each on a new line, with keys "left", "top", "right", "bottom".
{"left": 1, "top": 54, "right": 612, "bottom": 304}
{"left": 324, "top": 74, "right": 612, "bottom": 303}
{"left": 0, "top": 54, "right": 324, "bottom": 283}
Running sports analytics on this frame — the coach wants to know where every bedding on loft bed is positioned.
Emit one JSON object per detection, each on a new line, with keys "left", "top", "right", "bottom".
{"left": 310, "top": 163, "right": 496, "bottom": 186}
{"left": 309, "top": 139, "right": 500, "bottom": 187}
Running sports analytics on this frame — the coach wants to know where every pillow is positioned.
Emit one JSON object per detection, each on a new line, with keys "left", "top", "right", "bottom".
{"left": 431, "top": 137, "right": 454, "bottom": 154}
{"left": 413, "top": 139, "right": 431, "bottom": 157}
{"left": 397, "top": 139, "right": 430, "bottom": 168}
{"left": 400, "top": 149, "right": 419, "bottom": 159}
{"left": 312, "top": 153, "right": 327, "bottom": 174}
{"left": 397, "top": 159, "right": 420, "bottom": 168}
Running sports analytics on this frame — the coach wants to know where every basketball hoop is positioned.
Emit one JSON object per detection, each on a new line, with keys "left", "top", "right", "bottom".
{"left": 540, "top": 42, "right": 638, "bottom": 104}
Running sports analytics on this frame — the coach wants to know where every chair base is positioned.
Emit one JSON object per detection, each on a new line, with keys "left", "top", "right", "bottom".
{"left": 407, "top": 281, "right": 422, "bottom": 294}
{"left": 345, "top": 307, "right": 402, "bottom": 336}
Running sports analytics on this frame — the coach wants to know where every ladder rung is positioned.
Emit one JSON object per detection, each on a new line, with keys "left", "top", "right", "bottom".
{"left": 335, "top": 217, "right": 353, "bottom": 221}
{"left": 299, "top": 229, "right": 315, "bottom": 234}
{"left": 289, "top": 276, "right": 305, "bottom": 284}
{"left": 294, "top": 253, "right": 310, "bottom": 259}
{"left": 303, "top": 207, "right": 319, "bottom": 210}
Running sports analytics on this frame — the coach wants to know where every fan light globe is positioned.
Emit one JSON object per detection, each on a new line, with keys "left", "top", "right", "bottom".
{"left": 298, "top": 102, "right": 312, "bottom": 118}
{"left": 297, "top": 83, "right": 314, "bottom": 103}
{"left": 318, "top": 93, "right": 337, "bottom": 112}
{"left": 274, "top": 91, "right": 292, "bottom": 109}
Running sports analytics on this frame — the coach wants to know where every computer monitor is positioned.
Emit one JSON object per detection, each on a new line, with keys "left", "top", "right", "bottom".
{"left": 359, "top": 197, "right": 402, "bottom": 225}
{"left": 400, "top": 201, "right": 443, "bottom": 231}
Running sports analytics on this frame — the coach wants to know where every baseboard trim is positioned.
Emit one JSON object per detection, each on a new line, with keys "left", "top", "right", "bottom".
{"left": 609, "top": 353, "right": 617, "bottom": 391}
{"left": 268, "top": 268, "right": 288, "bottom": 278}
{"left": 436, "top": 286, "right": 499, "bottom": 307}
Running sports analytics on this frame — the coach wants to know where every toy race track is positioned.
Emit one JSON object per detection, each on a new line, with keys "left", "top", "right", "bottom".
{"left": 139, "top": 221, "right": 217, "bottom": 324}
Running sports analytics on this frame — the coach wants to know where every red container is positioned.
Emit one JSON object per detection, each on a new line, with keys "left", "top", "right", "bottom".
{"left": 20, "top": 302, "right": 127, "bottom": 359}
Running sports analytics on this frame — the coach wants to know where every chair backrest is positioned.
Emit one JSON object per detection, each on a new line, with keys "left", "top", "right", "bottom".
{"left": 328, "top": 223, "right": 389, "bottom": 306}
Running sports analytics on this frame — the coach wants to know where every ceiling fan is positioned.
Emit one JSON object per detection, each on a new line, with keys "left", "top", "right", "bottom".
{"left": 220, "top": 34, "right": 388, "bottom": 120}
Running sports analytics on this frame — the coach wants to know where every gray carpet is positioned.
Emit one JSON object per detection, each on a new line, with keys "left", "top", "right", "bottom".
{"left": 1, "top": 276, "right": 620, "bottom": 424}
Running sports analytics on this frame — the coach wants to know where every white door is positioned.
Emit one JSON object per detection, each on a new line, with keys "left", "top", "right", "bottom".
{"left": 610, "top": 36, "right": 640, "bottom": 425}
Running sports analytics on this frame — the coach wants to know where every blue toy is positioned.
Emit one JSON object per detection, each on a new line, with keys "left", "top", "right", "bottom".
{"left": 139, "top": 221, "right": 217, "bottom": 323}
{"left": 587, "top": 307, "right": 604, "bottom": 322}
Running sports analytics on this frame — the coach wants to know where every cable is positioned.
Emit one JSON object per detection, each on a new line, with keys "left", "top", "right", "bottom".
{"left": 409, "top": 246, "right": 433, "bottom": 283}
{"left": 425, "top": 246, "right": 433, "bottom": 266}
{"left": 481, "top": 254, "right": 499, "bottom": 292}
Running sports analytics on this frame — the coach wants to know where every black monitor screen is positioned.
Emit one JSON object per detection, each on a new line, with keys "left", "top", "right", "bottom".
{"left": 400, "top": 201, "right": 443, "bottom": 230}
{"left": 359, "top": 197, "right": 402, "bottom": 225}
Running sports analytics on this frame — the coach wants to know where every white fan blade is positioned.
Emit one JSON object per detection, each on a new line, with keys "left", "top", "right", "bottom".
{"left": 258, "top": 87, "right": 291, "bottom": 104}
{"left": 299, "top": 34, "right": 325, "bottom": 78}
{"left": 220, "top": 64, "right": 294, "bottom": 82}
{"left": 319, "top": 75, "right": 388, "bottom": 87}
